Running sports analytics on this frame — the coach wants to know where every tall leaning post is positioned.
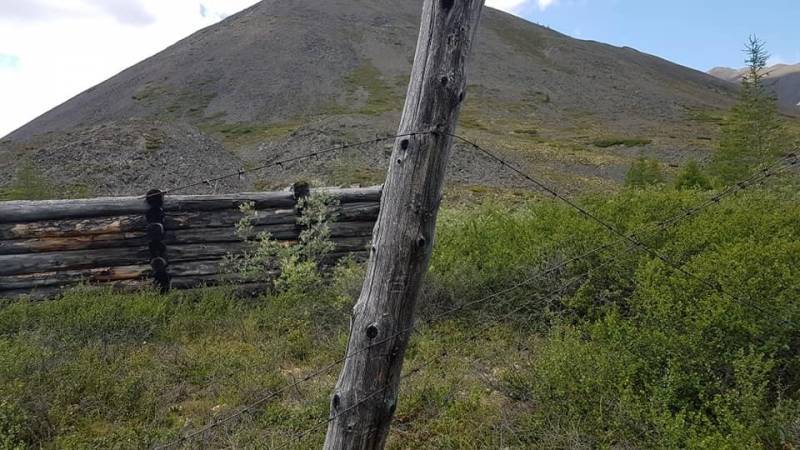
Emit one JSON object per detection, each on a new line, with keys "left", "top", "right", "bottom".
{"left": 323, "top": 1, "right": 486, "bottom": 449}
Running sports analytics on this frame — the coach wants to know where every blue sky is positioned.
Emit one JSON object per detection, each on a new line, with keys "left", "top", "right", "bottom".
{"left": 0, "top": 0, "right": 797, "bottom": 137}
{"left": 512, "top": 0, "right": 800, "bottom": 70}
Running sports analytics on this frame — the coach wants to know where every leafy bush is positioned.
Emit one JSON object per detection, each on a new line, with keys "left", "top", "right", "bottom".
{"left": 2, "top": 177, "right": 799, "bottom": 448}
{"left": 0, "top": 399, "right": 28, "bottom": 450}
{"left": 224, "top": 190, "right": 339, "bottom": 294}
{"left": 502, "top": 187, "right": 800, "bottom": 449}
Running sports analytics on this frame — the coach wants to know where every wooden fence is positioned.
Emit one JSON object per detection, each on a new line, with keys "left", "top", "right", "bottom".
{"left": 0, "top": 185, "right": 380, "bottom": 300}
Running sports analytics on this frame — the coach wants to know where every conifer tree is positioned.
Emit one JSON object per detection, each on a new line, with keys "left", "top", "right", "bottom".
{"left": 711, "top": 36, "right": 786, "bottom": 183}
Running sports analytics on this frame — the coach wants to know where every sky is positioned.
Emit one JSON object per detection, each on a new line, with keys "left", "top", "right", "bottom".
{"left": 0, "top": 0, "right": 797, "bottom": 138}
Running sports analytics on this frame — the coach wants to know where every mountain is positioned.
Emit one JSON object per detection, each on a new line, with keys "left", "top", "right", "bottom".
{"left": 709, "top": 63, "right": 800, "bottom": 110}
{"left": 1, "top": 0, "right": 738, "bottom": 197}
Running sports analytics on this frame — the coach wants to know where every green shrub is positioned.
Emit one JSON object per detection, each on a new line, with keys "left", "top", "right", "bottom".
{"left": 675, "top": 159, "right": 712, "bottom": 190}
{"left": 224, "top": 190, "right": 339, "bottom": 294}
{"left": 503, "top": 188, "right": 800, "bottom": 449}
{"left": 0, "top": 399, "right": 29, "bottom": 449}
{"left": 624, "top": 156, "right": 665, "bottom": 188}
{"left": 2, "top": 179, "right": 799, "bottom": 448}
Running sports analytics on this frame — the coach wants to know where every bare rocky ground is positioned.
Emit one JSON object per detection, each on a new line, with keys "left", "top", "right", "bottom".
{"left": 0, "top": 119, "right": 246, "bottom": 198}
{"left": 0, "top": 0, "right": 750, "bottom": 198}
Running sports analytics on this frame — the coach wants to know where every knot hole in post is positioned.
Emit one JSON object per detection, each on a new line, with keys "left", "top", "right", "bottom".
{"left": 441, "top": 0, "right": 454, "bottom": 11}
{"left": 366, "top": 324, "right": 379, "bottom": 339}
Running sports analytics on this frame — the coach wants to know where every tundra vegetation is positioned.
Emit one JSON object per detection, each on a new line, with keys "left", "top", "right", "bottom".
{"left": 1, "top": 176, "right": 799, "bottom": 448}
{"left": 2, "top": 37, "right": 800, "bottom": 450}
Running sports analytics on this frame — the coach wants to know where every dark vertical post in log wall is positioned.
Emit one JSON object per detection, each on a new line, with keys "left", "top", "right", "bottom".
{"left": 323, "top": 1, "right": 486, "bottom": 449}
{"left": 146, "top": 189, "right": 170, "bottom": 293}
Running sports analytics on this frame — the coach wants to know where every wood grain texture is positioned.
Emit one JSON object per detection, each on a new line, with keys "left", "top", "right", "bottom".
{"left": 0, "top": 186, "right": 380, "bottom": 298}
{"left": 0, "top": 202, "right": 379, "bottom": 240}
{"left": 0, "top": 237, "right": 371, "bottom": 277}
{"left": 323, "top": 1, "right": 485, "bottom": 448}
{"left": 0, "top": 186, "right": 381, "bottom": 224}
{"left": 0, "top": 221, "right": 375, "bottom": 255}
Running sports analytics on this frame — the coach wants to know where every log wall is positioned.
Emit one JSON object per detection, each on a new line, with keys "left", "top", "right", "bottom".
{"left": 0, "top": 186, "right": 380, "bottom": 300}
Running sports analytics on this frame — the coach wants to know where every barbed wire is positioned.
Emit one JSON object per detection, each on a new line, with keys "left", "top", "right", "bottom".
{"left": 452, "top": 132, "right": 799, "bottom": 328}
{"left": 153, "top": 146, "right": 796, "bottom": 449}
{"left": 274, "top": 250, "right": 633, "bottom": 449}
{"left": 144, "top": 131, "right": 435, "bottom": 199}
{"left": 277, "top": 148, "right": 800, "bottom": 448}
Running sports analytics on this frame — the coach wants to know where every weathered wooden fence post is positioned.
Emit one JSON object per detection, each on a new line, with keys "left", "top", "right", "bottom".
{"left": 146, "top": 189, "right": 170, "bottom": 293}
{"left": 323, "top": 0, "right": 485, "bottom": 448}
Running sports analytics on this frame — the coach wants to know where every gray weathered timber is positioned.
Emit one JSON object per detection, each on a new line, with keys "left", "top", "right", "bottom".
{"left": 323, "top": 1, "right": 485, "bottom": 449}
{"left": 0, "top": 265, "right": 148, "bottom": 291}
{"left": 0, "top": 202, "right": 379, "bottom": 240}
{"left": 0, "top": 260, "right": 247, "bottom": 291}
{"left": 0, "top": 250, "right": 367, "bottom": 297}
{"left": 0, "top": 187, "right": 382, "bottom": 223}
{"left": 0, "top": 237, "right": 372, "bottom": 277}
{"left": 0, "top": 215, "right": 147, "bottom": 240}
{"left": 0, "top": 221, "right": 376, "bottom": 255}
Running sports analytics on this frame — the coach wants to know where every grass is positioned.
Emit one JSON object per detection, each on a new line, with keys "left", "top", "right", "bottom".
{"left": 3, "top": 181, "right": 800, "bottom": 448}
{"left": 340, "top": 63, "right": 403, "bottom": 115}
{"left": 592, "top": 137, "right": 653, "bottom": 148}
{"left": 0, "top": 163, "right": 92, "bottom": 200}
{"left": 198, "top": 120, "right": 301, "bottom": 150}
{"left": 133, "top": 80, "right": 218, "bottom": 122}
{"left": 490, "top": 22, "right": 547, "bottom": 59}
{"left": 327, "top": 161, "right": 385, "bottom": 186}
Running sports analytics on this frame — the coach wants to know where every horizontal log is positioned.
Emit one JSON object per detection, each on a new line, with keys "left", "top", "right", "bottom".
{"left": 0, "top": 232, "right": 146, "bottom": 255}
{"left": 0, "top": 259, "right": 239, "bottom": 291}
{"left": 0, "top": 186, "right": 382, "bottom": 224}
{"left": 0, "top": 203, "right": 380, "bottom": 240}
{"left": 0, "top": 249, "right": 368, "bottom": 299}
{"left": 0, "top": 238, "right": 372, "bottom": 277}
{"left": 0, "top": 215, "right": 147, "bottom": 240}
{"left": 0, "top": 221, "right": 376, "bottom": 255}
{"left": 0, "top": 265, "right": 146, "bottom": 291}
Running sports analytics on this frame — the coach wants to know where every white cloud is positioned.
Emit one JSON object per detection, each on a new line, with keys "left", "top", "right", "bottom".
{"left": 486, "top": 0, "right": 558, "bottom": 14}
{"left": 537, "top": 0, "right": 559, "bottom": 10}
{"left": 486, "top": 0, "right": 530, "bottom": 14}
{"left": 0, "top": 0, "right": 259, "bottom": 137}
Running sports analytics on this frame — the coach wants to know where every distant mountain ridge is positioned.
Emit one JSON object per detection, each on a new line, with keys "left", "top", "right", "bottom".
{"left": 709, "top": 63, "right": 800, "bottom": 109}
{"left": 1, "top": 0, "right": 740, "bottom": 196}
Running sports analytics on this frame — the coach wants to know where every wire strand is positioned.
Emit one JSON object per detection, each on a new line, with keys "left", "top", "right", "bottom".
{"left": 144, "top": 132, "right": 434, "bottom": 199}
{"left": 154, "top": 136, "right": 797, "bottom": 449}
{"left": 451, "top": 132, "right": 799, "bottom": 329}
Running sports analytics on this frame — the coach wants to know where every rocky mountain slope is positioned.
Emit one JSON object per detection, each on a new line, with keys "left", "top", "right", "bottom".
{"left": 709, "top": 63, "right": 800, "bottom": 110}
{"left": 1, "top": 0, "right": 740, "bottom": 197}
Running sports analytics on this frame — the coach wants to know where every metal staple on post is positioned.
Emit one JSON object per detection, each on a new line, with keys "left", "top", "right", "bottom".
{"left": 145, "top": 189, "right": 170, "bottom": 293}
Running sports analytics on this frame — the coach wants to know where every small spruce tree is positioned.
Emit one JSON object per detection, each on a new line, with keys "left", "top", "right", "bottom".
{"left": 675, "top": 160, "right": 712, "bottom": 190}
{"left": 711, "top": 36, "right": 787, "bottom": 183}
{"left": 624, "top": 156, "right": 665, "bottom": 188}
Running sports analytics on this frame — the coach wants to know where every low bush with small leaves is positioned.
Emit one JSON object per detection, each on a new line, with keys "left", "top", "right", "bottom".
{"left": 1, "top": 176, "right": 799, "bottom": 448}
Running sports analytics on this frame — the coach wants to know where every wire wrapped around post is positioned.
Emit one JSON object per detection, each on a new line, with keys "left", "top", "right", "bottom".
{"left": 146, "top": 189, "right": 170, "bottom": 293}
